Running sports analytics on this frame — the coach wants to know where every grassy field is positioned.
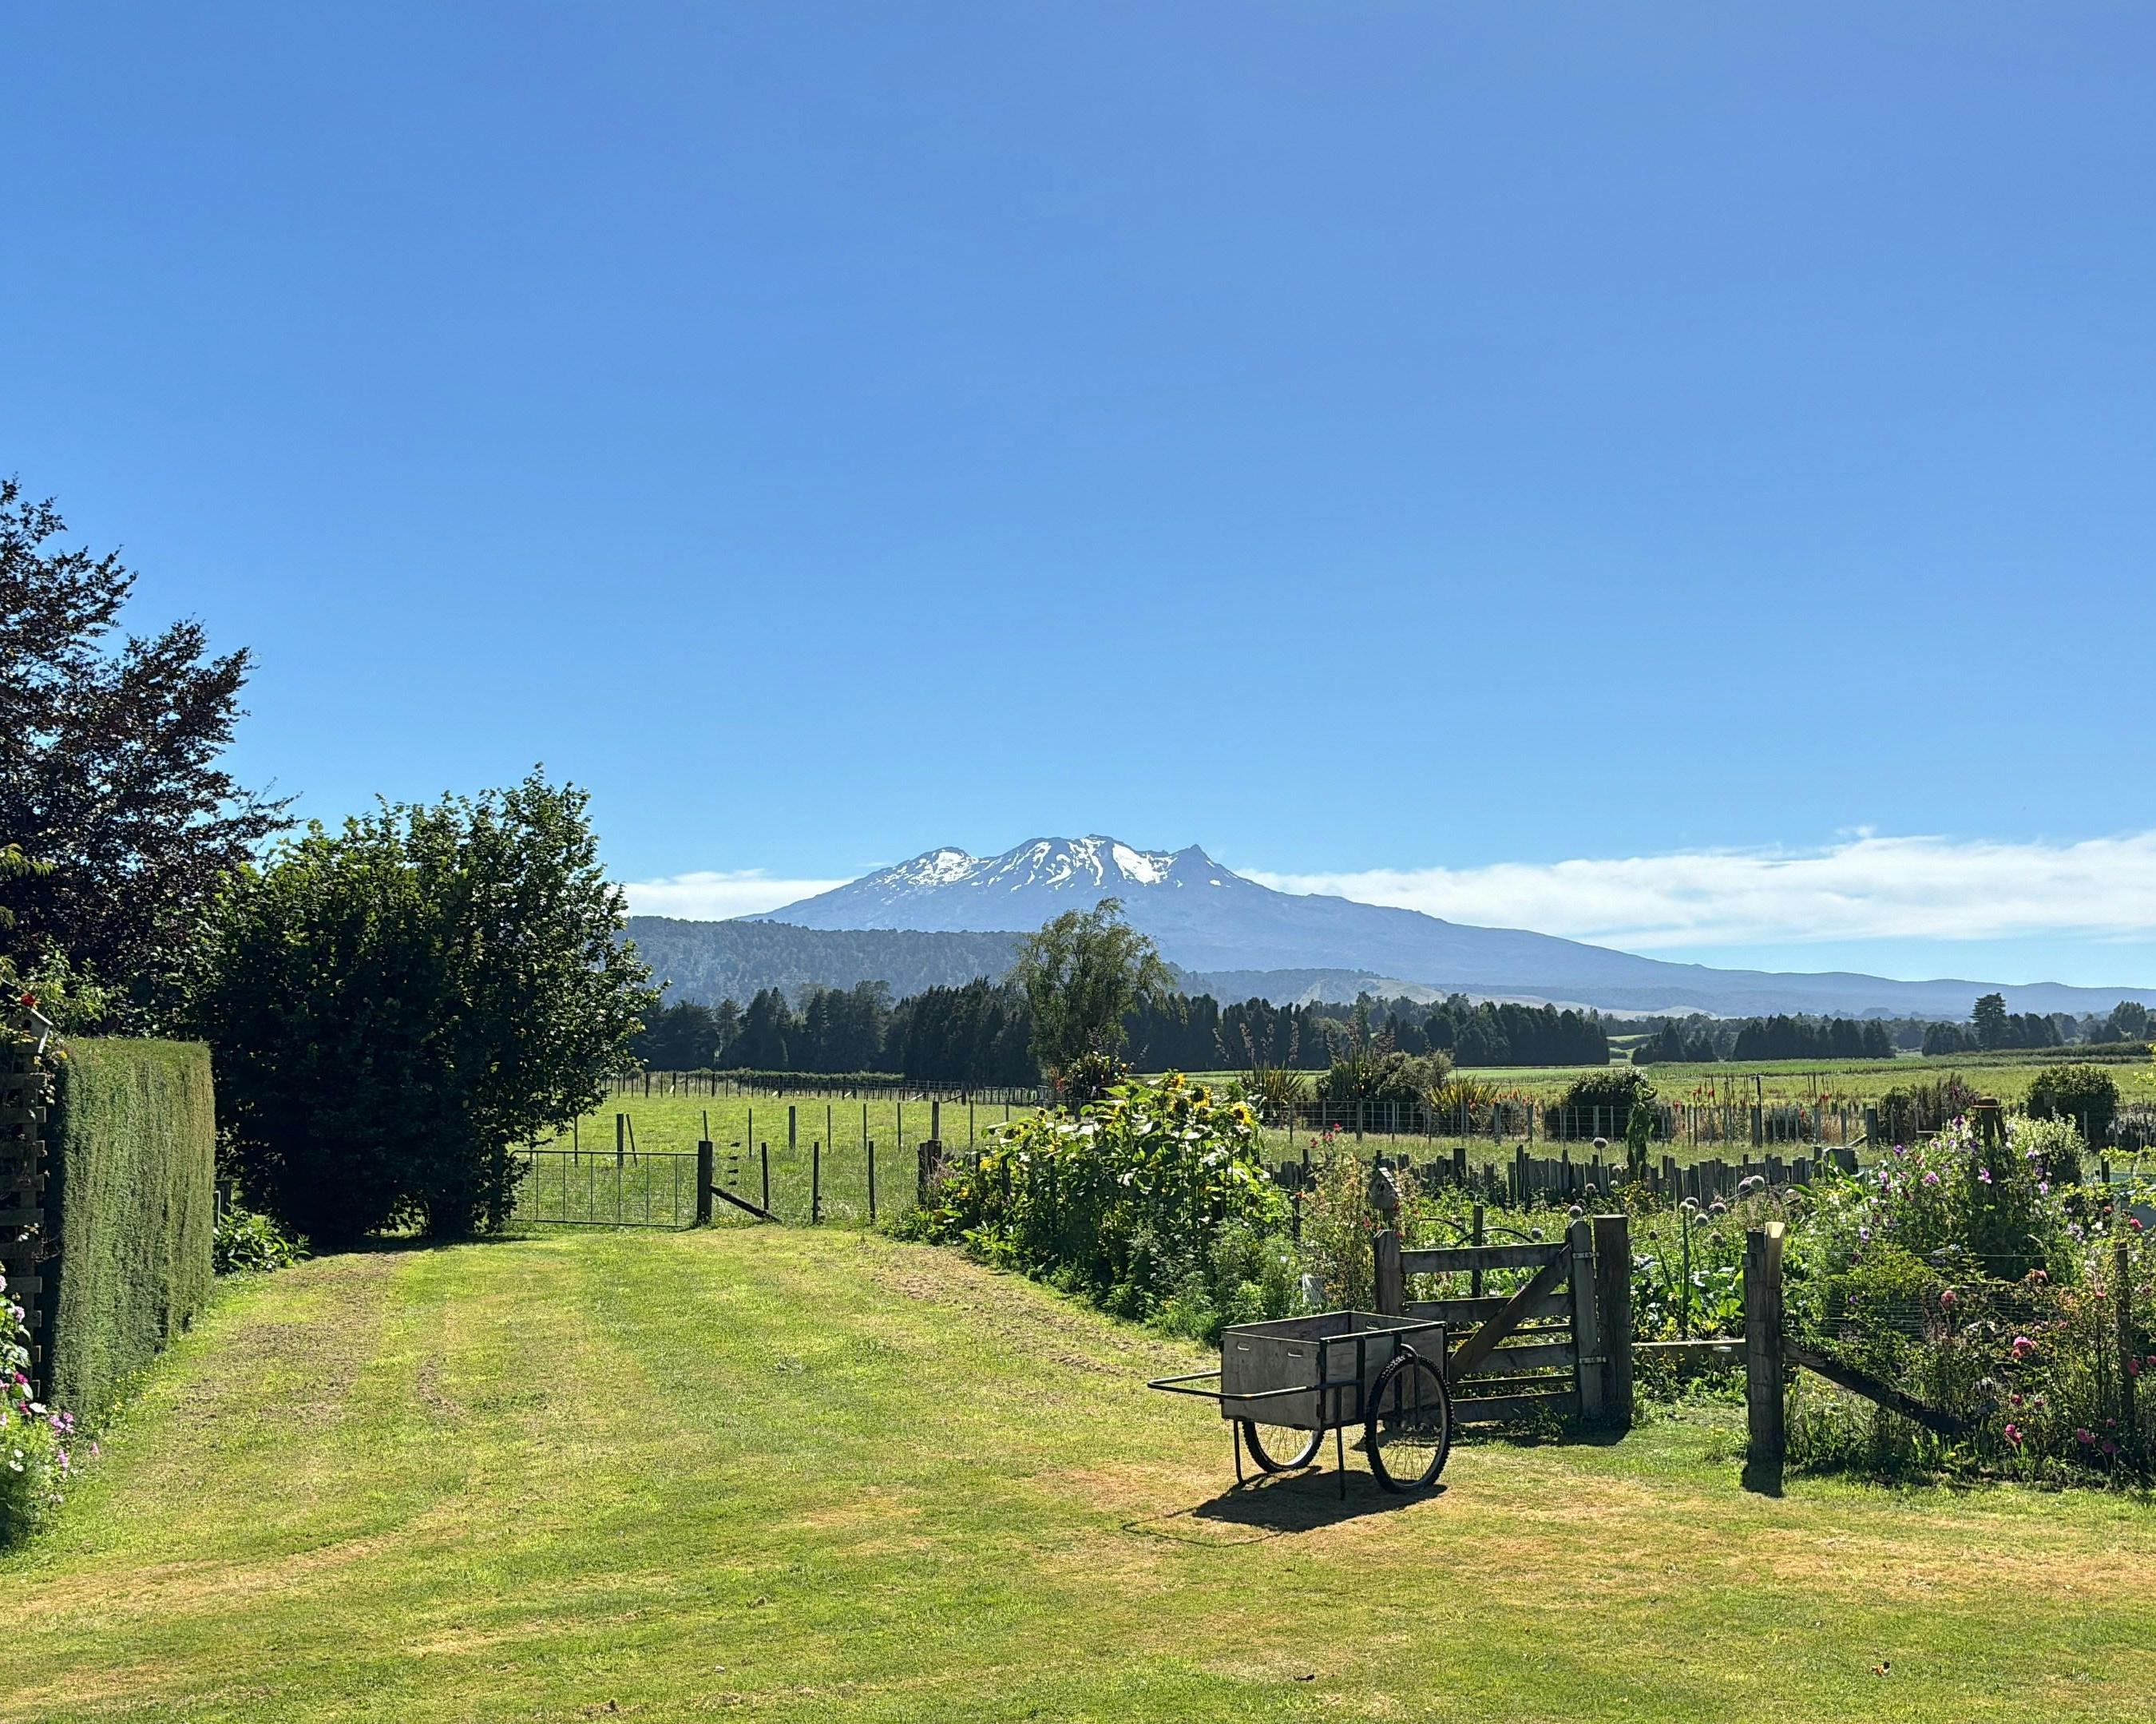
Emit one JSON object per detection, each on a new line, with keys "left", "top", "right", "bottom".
{"left": 1177, "top": 1047, "right": 2156, "bottom": 1108}
{"left": 563, "top": 1044, "right": 2156, "bottom": 1219}
{"left": 9, "top": 1226, "right": 2156, "bottom": 1722}
{"left": 529, "top": 1091, "right": 1035, "bottom": 1225}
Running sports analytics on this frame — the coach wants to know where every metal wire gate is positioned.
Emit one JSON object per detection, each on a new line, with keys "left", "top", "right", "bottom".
{"left": 513, "top": 1147, "right": 700, "bottom": 1228}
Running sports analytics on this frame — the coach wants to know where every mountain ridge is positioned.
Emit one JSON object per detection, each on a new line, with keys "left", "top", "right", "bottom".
{"left": 747, "top": 834, "right": 2156, "bottom": 1019}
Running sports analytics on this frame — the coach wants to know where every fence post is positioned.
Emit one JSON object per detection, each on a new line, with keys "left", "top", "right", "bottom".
{"left": 1568, "top": 1217, "right": 1605, "bottom": 1422}
{"left": 1743, "top": 1221, "right": 1786, "bottom": 1493}
{"left": 811, "top": 1139, "right": 822, "bottom": 1223}
{"left": 866, "top": 1138, "right": 878, "bottom": 1226}
{"left": 916, "top": 1137, "right": 944, "bottom": 1208}
{"left": 696, "top": 1139, "right": 714, "bottom": 1226}
{"left": 760, "top": 1142, "right": 771, "bottom": 1215}
{"left": 1593, "top": 1213, "right": 1633, "bottom": 1429}
{"left": 1373, "top": 1229, "right": 1403, "bottom": 1316}
{"left": 1470, "top": 1204, "right": 1485, "bottom": 1298}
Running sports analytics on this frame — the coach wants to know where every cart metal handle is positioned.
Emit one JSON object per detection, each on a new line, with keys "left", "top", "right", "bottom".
{"left": 1145, "top": 1370, "right": 1352, "bottom": 1409}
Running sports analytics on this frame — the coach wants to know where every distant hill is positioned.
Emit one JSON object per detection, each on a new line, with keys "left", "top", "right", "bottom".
{"left": 751, "top": 834, "right": 2156, "bottom": 1019}
{"left": 623, "top": 917, "right": 1023, "bottom": 1005}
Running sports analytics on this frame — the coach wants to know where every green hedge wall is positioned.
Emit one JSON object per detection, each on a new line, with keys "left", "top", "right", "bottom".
{"left": 45, "top": 1040, "right": 216, "bottom": 1425}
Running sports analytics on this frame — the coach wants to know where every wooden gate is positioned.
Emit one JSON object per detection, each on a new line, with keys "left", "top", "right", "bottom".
{"left": 1373, "top": 1215, "right": 1632, "bottom": 1429}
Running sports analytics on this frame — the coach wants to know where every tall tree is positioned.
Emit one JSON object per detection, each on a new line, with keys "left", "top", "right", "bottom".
{"left": 193, "top": 773, "right": 656, "bottom": 1244}
{"left": 1010, "top": 899, "right": 1172, "bottom": 1099}
{"left": 0, "top": 480, "right": 287, "bottom": 1023}
{"left": 1972, "top": 992, "right": 2011, "bottom": 1052}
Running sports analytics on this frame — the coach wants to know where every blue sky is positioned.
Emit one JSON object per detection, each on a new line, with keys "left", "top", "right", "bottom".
{"left": 5, "top": 5, "right": 2153, "bottom": 987}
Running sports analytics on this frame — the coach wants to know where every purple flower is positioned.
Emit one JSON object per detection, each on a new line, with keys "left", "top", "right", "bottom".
{"left": 1923, "top": 1171, "right": 1940, "bottom": 1187}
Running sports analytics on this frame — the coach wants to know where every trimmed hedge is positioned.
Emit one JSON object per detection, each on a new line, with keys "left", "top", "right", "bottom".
{"left": 46, "top": 1040, "right": 216, "bottom": 1425}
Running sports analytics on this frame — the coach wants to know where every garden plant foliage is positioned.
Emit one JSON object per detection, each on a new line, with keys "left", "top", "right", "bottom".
{"left": 1781, "top": 1111, "right": 2154, "bottom": 1480}
{"left": 906, "top": 1072, "right": 1295, "bottom": 1338}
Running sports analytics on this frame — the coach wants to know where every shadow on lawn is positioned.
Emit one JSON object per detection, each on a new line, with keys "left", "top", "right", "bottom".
{"left": 1124, "top": 1468, "right": 1445, "bottom": 1544}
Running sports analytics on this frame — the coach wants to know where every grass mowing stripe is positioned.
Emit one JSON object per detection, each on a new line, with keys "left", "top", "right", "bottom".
{"left": 5, "top": 1227, "right": 2156, "bottom": 1721}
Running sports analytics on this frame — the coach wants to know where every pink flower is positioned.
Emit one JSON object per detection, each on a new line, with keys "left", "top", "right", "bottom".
{"left": 1940, "top": 1288, "right": 1958, "bottom": 1308}
{"left": 2102, "top": 1439, "right": 2119, "bottom": 1456}
{"left": 2076, "top": 1427, "right": 2095, "bottom": 1445}
{"left": 2011, "top": 1335, "right": 2036, "bottom": 1360}
{"left": 2004, "top": 1423, "right": 2024, "bottom": 1445}
{"left": 1977, "top": 1167, "right": 1993, "bottom": 1185}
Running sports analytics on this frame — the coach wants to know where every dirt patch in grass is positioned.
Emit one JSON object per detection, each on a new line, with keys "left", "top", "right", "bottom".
{"left": 168, "top": 1252, "right": 402, "bottom": 1430}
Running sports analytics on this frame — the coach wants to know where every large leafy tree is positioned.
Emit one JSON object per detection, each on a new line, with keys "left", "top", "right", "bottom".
{"left": 193, "top": 773, "right": 657, "bottom": 1244}
{"left": 1011, "top": 899, "right": 1173, "bottom": 1100}
{"left": 0, "top": 480, "right": 287, "bottom": 1022}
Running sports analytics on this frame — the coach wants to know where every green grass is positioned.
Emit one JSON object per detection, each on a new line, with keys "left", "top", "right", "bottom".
{"left": 1176, "top": 1047, "right": 2156, "bottom": 1108}
{"left": 9, "top": 1226, "right": 2156, "bottom": 1721}
{"left": 529, "top": 1090, "right": 1038, "bottom": 1225}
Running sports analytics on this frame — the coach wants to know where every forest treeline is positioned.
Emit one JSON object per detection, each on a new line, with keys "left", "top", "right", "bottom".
{"left": 633, "top": 979, "right": 2155, "bottom": 1085}
{"left": 632, "top": 986, "right": 1612, "bottom": 1080}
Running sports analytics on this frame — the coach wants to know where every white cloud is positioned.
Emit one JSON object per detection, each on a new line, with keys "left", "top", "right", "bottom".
{"left": 1241, "top": 830, "right": 2156, "bottom": 951}
{"left": 622, "top": 870, "right": 849, "bottom": 921}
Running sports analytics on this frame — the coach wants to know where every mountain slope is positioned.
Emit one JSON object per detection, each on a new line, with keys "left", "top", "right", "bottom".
{"left": 624, "top": 918, "right": 1024, "bottom": 1005}
{"left": 753, "top": 835, "right": 2156, "bottom": 1019}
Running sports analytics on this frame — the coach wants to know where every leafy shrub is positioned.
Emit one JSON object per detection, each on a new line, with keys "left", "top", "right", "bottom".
{"left": 911, "top": 1073, "right": 1287, "bottom": 1336}
{"left": 2025, "top": 1064, "right": 2121, "bottom": 1143}
{"left": 212, "top": 1205, "right": 308, "bottom": 1275}
{"left": 1546, "top": 1068, "right": 1658, "bottom": 1141}
{"left": 195, "top": 775, "right": 656, "bottom": 1245}
{"left": 1295, "top": 1131, "right": 1381, "bottom": 1311}
{"left": 1322, "top": 1048, "right": 1449, "bottom": 1116}
{"left": 1875, "top": 1075, "right": 1982, "bottom": 1141}
{"left": 1154, "top": 1222, "right": 1301, "bottom": 1343}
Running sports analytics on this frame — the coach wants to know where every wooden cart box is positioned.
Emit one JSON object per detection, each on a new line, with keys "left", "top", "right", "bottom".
{"left": 1219, "top": 1310, "right": 1445, "bottom": 1430}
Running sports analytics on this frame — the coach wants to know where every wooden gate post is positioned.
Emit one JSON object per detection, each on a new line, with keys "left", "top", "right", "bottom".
{"left": 916, "top": 1138, "right": 945, "bottom": 1209}
{"left": 1373, "top": 1229, "right": 1403, "bottom": 1316}
{"left": 1743, "top": 1221, "right": 1786, "bottom": 1493}
{"left": 1592, "top": 1213, "right": 1633, "bottom": 1429}
{"left": 696, "top": 1139, "right": 714, "bottom": 1226}
{"left": 1568, "top": 1217, "right": 1605, "bottom": 1422}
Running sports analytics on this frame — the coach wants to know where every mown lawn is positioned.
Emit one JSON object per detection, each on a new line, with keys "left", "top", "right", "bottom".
{"left": 7, "top": 1225, "right": 2156, "bottom": 1722}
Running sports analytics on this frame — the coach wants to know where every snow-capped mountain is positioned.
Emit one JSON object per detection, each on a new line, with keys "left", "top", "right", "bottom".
{"left": 762, "top": 837, "right": 1250, "bottom": 933}
{"left": 748, "top": 836, "right": 2156, "bottom": 1019}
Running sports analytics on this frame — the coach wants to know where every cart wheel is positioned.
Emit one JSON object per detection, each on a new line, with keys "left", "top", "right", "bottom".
{"left": 1365, "top": 1350, "right": 1452, "bottom": 1493}
{"left": 1239, "top": 1420, "right": 1323, "bottom": 1473}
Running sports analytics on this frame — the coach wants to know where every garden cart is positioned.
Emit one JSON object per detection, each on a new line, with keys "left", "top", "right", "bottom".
{"left": 1148, "top": 1311, "right": 1453, "bottom": 1497}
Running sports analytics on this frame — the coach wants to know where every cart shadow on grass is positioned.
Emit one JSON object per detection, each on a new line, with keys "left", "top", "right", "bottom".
{"left": 1125, "top": 1466, "right": 1449, "bottom": 1545}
